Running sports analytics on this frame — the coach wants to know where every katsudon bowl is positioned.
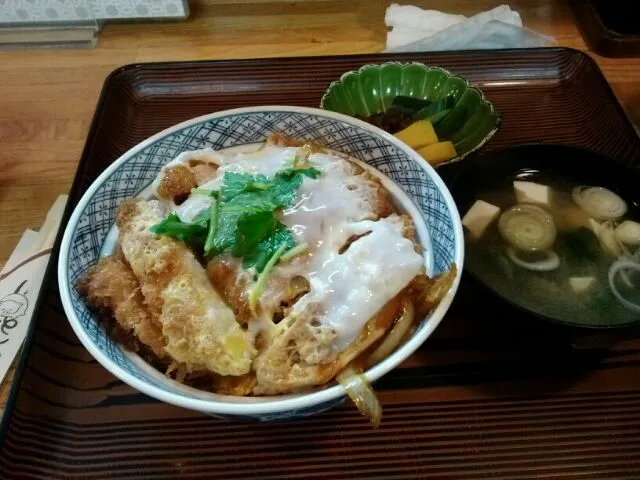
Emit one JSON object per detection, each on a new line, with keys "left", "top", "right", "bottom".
{"left": 58, "top": 106, "right": 463, "bottom": 422}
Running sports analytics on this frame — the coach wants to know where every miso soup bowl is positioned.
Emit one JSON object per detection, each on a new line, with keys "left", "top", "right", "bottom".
{"left": 58, "top": 106, "right": 464, "bottom": 421}
{"left": 451, "top": 143, "right": 640, "bottom": 331}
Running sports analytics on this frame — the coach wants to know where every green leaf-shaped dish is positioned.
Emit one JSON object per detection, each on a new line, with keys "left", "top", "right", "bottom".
{"left": 320, "top": 62, "right": 501, "bottom": 167}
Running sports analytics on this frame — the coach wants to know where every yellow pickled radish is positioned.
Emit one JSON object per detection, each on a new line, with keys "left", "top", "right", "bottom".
{"left": 394, "top": 120, "right": 438, "bottom": 149}
{"left": 417, "top": 141, "right": 458, "bottom": 166}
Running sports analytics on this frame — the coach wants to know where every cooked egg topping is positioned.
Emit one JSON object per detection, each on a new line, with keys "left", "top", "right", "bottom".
{"left": 153, "top": 143, "right": 424, "bottom": 351}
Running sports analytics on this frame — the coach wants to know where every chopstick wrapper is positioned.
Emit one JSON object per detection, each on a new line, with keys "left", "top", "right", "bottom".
{"left": 0, "top": 195, "right": 68, "bottom": 384}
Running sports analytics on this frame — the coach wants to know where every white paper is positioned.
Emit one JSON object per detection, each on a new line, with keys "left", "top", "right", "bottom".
{"left": 385, "top": 4, "right": 466, "bottom": 30}
{"left": 0, "top": 230, "right": 50, "bottom": 383}
{"left": 387, "top": 20, "right": 554, "bottom": 53}
{"left": 384, "top": 4, "right": 529, "bottom": 52}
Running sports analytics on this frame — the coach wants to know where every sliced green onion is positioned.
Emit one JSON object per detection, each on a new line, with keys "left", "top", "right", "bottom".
{"left": 498, "top": 204, "right": 557, "bottom": 252}
{"left": 203, "top": 194, "right": 220, "bottom": 255}
{"left": 280, "top": 242, "right": 309, "bottom": 262}
{"left": 573, "top": 186, "right": 627, "bottom": 221}
{"left": 249, "top": 242, "right": 288, "bottom": 313}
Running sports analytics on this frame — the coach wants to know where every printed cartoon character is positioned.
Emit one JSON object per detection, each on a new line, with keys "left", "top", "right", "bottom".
{"left": 0, "top": 281, "right": 29, "bottom": 345}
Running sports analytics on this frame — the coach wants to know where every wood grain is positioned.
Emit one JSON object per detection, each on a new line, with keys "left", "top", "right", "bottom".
{"left": 0, "top": 0, "right": 638, "bottom": 269}
{"left": 0, "top": 0, "right": 638, "bottom": 419}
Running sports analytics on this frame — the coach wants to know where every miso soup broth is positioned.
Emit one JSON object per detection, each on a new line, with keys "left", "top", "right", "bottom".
{"left": 463, "top": 175, "right": 640, "bottom": 327}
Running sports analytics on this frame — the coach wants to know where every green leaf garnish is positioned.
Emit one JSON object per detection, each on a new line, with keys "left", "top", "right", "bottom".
{"left": 149, "top": 213, "right": 208, "bottom": 245}
{"left": 204, "top": 193, "right": 220, "bottom": 255}
{"left": 249, "top": 242, "right": 289, "bottom": 313}
{"left": 280, "top": 242, "right": 309, "bottom": 262}
{"left": 276, "top": 167, "right": 321, "bottom": 181}
{"left": 149, "top": 164, "right": 321, "bottom": 273}
{"left": 233, "top": 210, "right": 277, "bottom": 257}
{"left": 269, "top": 168, "right": 318, "bottom": 207}
{"left": 242, "top": 223, "right": 295, "bottom": 272}
{"left": 220, "top": 172, "right": 272, "bottom": 201}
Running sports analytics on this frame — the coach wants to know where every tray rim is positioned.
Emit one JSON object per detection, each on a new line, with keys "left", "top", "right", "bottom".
{"left": 98, "top": 46, "right": 639, "bottom": 143}
{"left": 1, "top": 46, "right": 637, "bottom": 444}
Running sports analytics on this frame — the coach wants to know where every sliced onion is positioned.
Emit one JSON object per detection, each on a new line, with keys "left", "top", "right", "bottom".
{"left": 506, "top": 246, "right": 560, "bottom": 271}
{"left": 573, "top": 186, "right": 627, "bottom": 221}
{"left": 336, "top": 366, "right": 382, "bottom": 428}
{"left": 608, "top": 259, "right": 640, "bottom": 313}
{"left": 293, "top": 144, "right": 312, "bottom": 168}
{"left": 620, "top": 269, "right": 634, "bottom": 289}
{"left": 621, "top": 249, "right": 640, "bottom": 288}
{"left": 498, "top": 204, "right": 557, "bottom": 252}
{"left": 615, "top": 220, "right": 640, "bottom": 246}
{"left": 367, "top": 299, "right": 414, "bottom": 367}
{"left": 599, "top": 220, "right": 623, "bottom": 257}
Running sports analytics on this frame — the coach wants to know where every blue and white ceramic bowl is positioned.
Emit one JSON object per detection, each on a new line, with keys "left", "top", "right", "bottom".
{"left": 58, "top": 106, "right": 464, "bottom": 421}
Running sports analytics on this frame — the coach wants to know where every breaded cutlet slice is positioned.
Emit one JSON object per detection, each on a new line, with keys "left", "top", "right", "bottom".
{"left": 76, "top": 249, "right": 166, "bottom": 358}
{"left": 155, "top": 151, "right": 220, "bottom": 203}
{"left": 253, "top": 294, "right": 403, "bottom": 395}
{"left": 115, "top": 198, "right": 256, "bottom": 376}
{"left": 252, "top": 214, "right": 420, "bottom": 394}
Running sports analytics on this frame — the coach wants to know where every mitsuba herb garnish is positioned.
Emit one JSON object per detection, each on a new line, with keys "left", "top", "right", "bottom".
{"left": 150, "top": 166, "right": 320, "bottom": 273}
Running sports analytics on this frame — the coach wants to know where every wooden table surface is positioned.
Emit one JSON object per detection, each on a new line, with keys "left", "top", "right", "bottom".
{"left": 0, "top": 0, "right": 638, "bottom": 413}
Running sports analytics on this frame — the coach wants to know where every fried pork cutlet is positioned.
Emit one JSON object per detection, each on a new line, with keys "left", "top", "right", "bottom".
{"left": 154, "top": 150, "right": 221, "bottom": 204}
{"left": 76, "top": 249, "right": 166, "bottom": 358}
{"left": 78, "top": 133, "right": 439, "bottom": 397}
{"left": 252, "top": 214, "right": 422, "bottom": 394}
{"left": 253, "top": 294, "right": 403, "bottom": 395}
{"left": 115, "top": 198, "right": 256, "bottom": 376}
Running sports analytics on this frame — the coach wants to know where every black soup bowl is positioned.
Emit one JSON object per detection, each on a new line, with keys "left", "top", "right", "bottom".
{"left": 450, "top": 143, "right": 640, "bottom": 330}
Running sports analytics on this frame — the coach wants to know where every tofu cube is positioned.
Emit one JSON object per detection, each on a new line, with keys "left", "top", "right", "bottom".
{"left": 569, "top": 276, "right": 595, "bottom": 293}
{"left": 462, "top": 200, "right": 501, "bottom": 239}
{"left": 514, "top": 181, "right": 550, "bottom": 205}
